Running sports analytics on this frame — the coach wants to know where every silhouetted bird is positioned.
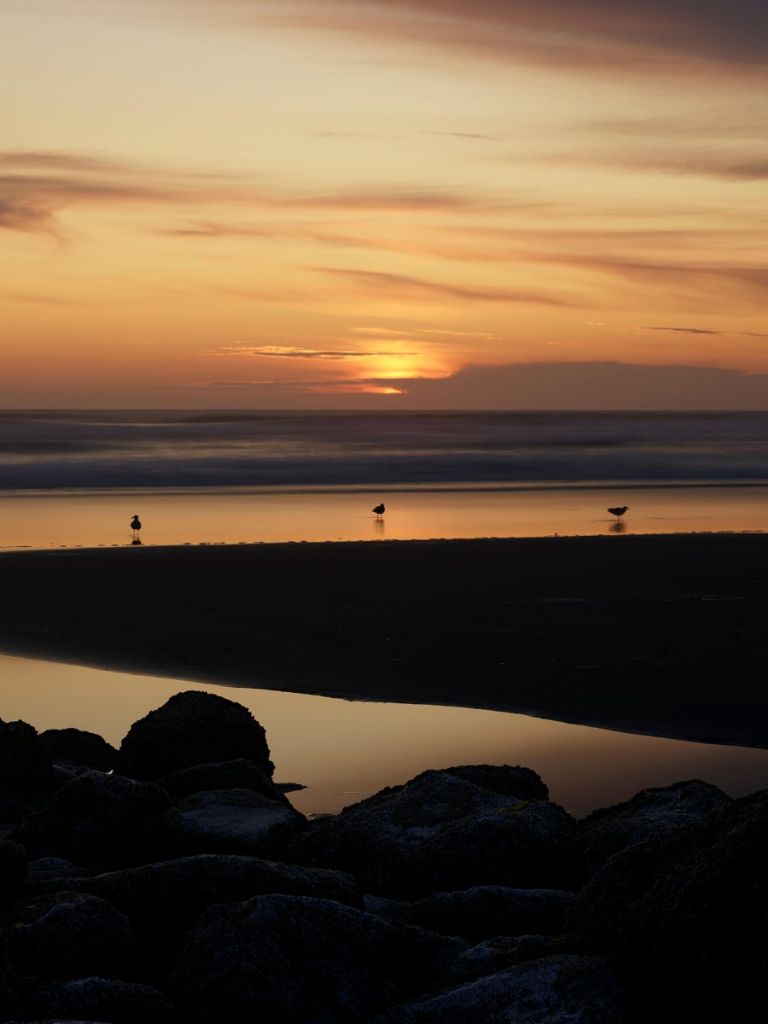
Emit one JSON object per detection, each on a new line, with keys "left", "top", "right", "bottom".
{"left": 607, "top": 506, "right": 629, "bottom": 518}
{"left": 372, "top": 503, "right": 385, "bottom": 520}
{"left": 130, "top": 514, "right": 142, "bottom": 544}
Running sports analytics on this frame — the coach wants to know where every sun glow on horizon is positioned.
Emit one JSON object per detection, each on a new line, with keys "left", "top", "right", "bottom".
{"left": 2, "top": 1, "right": 767, "bottom": 407}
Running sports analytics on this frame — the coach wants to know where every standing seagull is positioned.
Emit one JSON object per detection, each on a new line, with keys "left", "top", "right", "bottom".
{"left": 372, "top": 503, "right": 385, "bottom": 520}
{"left": 130, "top": 514, "right": 142, "bottom": 545}
{"left": 607, "top": 506, "right": 629, "bottom": 519}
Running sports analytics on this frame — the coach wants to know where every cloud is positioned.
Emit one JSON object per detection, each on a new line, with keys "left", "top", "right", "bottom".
{"left": 383, "top": 360, "right": 768, "bottom": 409}
{"left": 420, "top": 131, "right": 500, "bottom": 141}
{"left": 247, "top": 0, "right": 768, "bottom": 77}
{"left": 214, "top": 344, "right": 415, "bottom": 359}
{"left": 648, "top": 326, "right": 722, "bottom": 336}
{"left": 318, "top": 267, "right": 582, "bottom": 307}
{"left": 2, "top": 150, "right": 504, "bottom": 236}
{"left": 548, "top": 149, "right": 768, "bottom": 182}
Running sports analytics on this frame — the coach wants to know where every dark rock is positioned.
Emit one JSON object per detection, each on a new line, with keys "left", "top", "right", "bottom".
{"left": 39, "top": 730, "right": 117, "bottom": 772}
{"left": 571, "top": 788, "right": 768, "bottom": 1017}
{"left": 159, "top": 758, "right": 287, "bottom": 803}
{"left": 8, "top": 892, "right": 134, "bottom": 980}
{"left": 0, "top": 798, "right": 34, "bottom": 828}
{"left": 28, "top": 977, "right": 172, "bottom": 1024}
{"left": 290, "top": 767, "right": 576, "bottom": 897}
{"left": 407, "top": 887, "right": 575, "bottom": 942}
{"left": 0, "top": 720, "right": 55, "bottom": 798}
{"left": 0, "top": 841, "right": 28, "bottom": 906}
{"left": 44, "top": 854, "right": 361, "bottom": 960}
{"left": 116, "top": 690, "right": 273, "bottom": 781}
{"left": 164, "top": 788, "right": 305, "bottom": 858}
{"left": 577, "top": 779, "right": 732, "bottom": 873}
{"left": 10, "top": 772, "right": 170, "bottom": 869}
{"left": 26, "top": 858, "right": 82, "bottom": 884}
{"left": 442, "top": 765, "right": 549, "bottom": 802}
{"left": 0, "top": 934, "right": 22, "bottom": 1022}
{"left": 167, "top": 894, "right": 464, "bottom": 1024}
{"left": 442, "top": 935, "right": 565, "bottom": 987}
{"left": 374, "top": 955, "right": 626, "bottom": 1023}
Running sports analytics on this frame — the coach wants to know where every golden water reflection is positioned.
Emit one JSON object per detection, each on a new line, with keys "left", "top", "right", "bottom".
{"left": 0, "top": 485, "right": 766, "bottom": 550}
{"left": 2, "top": 654, "right": 768, "bottom": 817}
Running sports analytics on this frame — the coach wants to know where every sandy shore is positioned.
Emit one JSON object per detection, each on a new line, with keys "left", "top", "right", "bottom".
{"left": 1, "top": 533, "right": 767, "bottom": 748}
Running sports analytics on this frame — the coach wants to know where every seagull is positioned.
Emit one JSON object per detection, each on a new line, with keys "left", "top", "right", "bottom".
{"left": 607, "top": 506, "right": 629, "bottom": 519}
{"left": 372, "top": 503, "right": 385, "bottom": 520}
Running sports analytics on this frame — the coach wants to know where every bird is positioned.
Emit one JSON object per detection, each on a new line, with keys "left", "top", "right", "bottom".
{"left": 130, "top": 514, "right": 142, "bottom": 545}
{"left": 607, "top": 506, "right": 629, "bottom": 519}
{"left": 372, "top": 503, "right": 385, "bottom": 520}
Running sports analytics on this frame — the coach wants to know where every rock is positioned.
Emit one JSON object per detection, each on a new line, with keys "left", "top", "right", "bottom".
{"left": 442, "top": 765, "right": 549, "bottom": 802}
{"left": 571, "top": 789, "right": 768, "bottom": 1017}
{"left": 374, "top": 955, "right": 626, "bottom": 1023}
{"left": 0, "top": 798, "right": 34, "bottom": 829}
{"left": 407, "top": 887, "right": 575, "bottom": 942}
{"left": 0, "top": 720, "right": 55, "bottom": 798}
{"left": 8, "top": 892, "right": 134, "bottom": 980}
{"left": 577, "top": 779, "right": 732, "bottom": 873}
{"left": 0, "top": 841, "right": 28, "bottom": 905}
{"left": 73, "top": 854, "right": 362, "bottom": 957}
{"left": 159, "top": 758, "right": 287, "bottom": 803}
{"left": 28, "top": 977, "right": 173, "bottom": 1024}
{"left": 39, "top": 729, "right": 117, "bottom": 772}
{"left": 290, "top": 767, "right": 576, "bottom": 897}
{"left": 442, "top": 935, "right": 565, "bottom": 987}
{"left": 116, "top": 690, "right": 273, "bottom": 781}
{"left": 164, "top": 789, "right": 305, "bottom": 858}
{"left": 10, "top": 772, "right": 170, "bottom": 869}
{"left": 26, "top": 858, "right": 82, "bottom": 884}
{"left": 167, "top": 894, "right": 464, "bottom": 1024}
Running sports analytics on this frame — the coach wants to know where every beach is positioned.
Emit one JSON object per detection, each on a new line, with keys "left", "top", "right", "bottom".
{"left": 2, "top": 532, "right": 767, "bottom": 748}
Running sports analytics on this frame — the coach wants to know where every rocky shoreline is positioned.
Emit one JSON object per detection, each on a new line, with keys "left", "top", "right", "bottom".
{"left": 1, "top": 689, "right": 765, "bottom": 1022}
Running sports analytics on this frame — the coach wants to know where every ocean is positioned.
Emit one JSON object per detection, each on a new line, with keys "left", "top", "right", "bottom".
{"left": 1, "top": 410, "right": 767, "bottom": 547}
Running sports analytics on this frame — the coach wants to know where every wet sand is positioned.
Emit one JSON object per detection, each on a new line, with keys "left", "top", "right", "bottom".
{"left": 1, "top": 533, "right": 767, "bottom": 748}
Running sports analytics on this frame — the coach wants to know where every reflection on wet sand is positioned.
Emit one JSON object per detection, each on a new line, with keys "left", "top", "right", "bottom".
{"left": 0, "top": 484, "right": 765, "bottom": 550}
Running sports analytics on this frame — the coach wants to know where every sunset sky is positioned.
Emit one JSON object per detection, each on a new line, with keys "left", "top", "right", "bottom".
{"left": 2, "top": 0, "right": 767, "bottom": 407}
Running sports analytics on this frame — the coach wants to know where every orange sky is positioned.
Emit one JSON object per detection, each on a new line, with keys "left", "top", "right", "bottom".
{"left": 1, "top": 0, "right": 767, "bottom": 407}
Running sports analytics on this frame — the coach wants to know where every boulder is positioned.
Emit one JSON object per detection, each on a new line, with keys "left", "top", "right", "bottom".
{"left": 373, "top": 955, "right": 626, "bottom": 1023}
{"left": 26, "top": 858, "right": 82, "bottom": 884}
{"left": 166, "top": 894, "right": 464, "bottom": 1024}
{"left": 571, "top": 789, "right": 768, "bottom": 1017}
{"left": 291, "top": 768, "right": 577, "bottom": 897}
{"left": 27, "top": 977, "right": 173, "bottom": 1024}
{"left": 407, "top": 887, "right": 575, "bottom": 942}
{"left": 39, "top": 729, "right": 117, "bottom": 772}
{"left": 0, "top": 720, "right": 55, "bottom": 798}
{"left": 442, "top": 935, "right": 565, "bottom": 988}
{"left": 72, "top": 854, "right": 362, "bottom": 957}
{"left": 10, "top": 772, "right": 170, "bottom": 869}
{"left": 7, "top": 892, "right": 135, "bottom": 980}
{"left": 116, "top": 691, "right": 273, "bottom": 781}
{"left": 0, "top": 841, "right": 28, "bottom": 906}
{"left": 159, "top": 758, "right": 287, "bottom": 803}
{"left": 577, "top": 779, "right": 732, "bottom": 873}
{"left": 164, "top": 788, "right": 305, "bottom": 858}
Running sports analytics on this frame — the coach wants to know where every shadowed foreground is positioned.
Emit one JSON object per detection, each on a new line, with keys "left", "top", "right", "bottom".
{"left": 1, "top": 533, "right": 767, "bottom": 747}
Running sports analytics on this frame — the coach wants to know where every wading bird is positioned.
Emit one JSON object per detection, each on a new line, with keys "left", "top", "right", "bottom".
{"left": 607, "top": 506, "right": 629, "bottom": 519}
{"left": 130, "top": 514, "right": 142, "bottom": 544}
{"left": 372, "top": 503, "right": 385, "bottom": 520}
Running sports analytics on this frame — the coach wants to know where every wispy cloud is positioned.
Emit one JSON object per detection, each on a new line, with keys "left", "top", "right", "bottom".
{"left": 214, "top": 344, "right": 415, "bottom": 360}
{"left": 319, "top": 267, "right": 582, "bottom": 307}
{"left": 244, "top": 0, "right": 768, "bottom": 77}
{"left": 648, "top": 326, "right": 722, "bottom": 335}
{"left": 1, "top": 150, "right": 507, "bottom": 236}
